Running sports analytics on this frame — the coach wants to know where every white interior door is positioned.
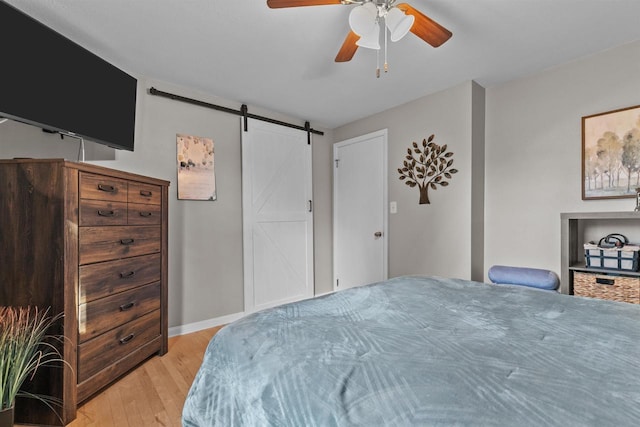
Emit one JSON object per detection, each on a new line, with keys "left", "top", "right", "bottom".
{"left": 242, "top": 118, "right": 314, "bottom": 313}
{"left": 333, "top": 129, "right": 388, "bottom": 291}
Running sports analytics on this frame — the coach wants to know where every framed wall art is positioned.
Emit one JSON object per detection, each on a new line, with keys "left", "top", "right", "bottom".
{"left": 177, "top": 134, "right": 217, "bottom": 201}
{"left": 582, "top": 105, "right": 640, "bottom": 200}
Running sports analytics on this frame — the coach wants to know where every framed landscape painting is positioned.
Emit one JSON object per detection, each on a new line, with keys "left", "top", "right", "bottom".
{"left": 582, "top": 105, "right": 640, "bottom": 200}
{"left": 177, "top": 134, "right": 217, "bottom": 201}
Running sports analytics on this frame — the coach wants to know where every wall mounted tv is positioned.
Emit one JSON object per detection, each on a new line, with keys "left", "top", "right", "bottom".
{"left": 0, "top": 1, "right": 137, "bottom": 151}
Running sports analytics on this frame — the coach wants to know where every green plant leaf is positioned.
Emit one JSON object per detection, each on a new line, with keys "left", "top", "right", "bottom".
{"left": 0, "top": 307, "right": 65, "bottom": 413}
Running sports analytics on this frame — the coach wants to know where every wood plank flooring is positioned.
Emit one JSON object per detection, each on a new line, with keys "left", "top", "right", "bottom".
{"left": 66, "top": 325, "right": 222, "bottom": 427}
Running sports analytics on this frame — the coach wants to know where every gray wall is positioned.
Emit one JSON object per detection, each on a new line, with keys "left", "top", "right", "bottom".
{"left": 0, "top": 77, "right": 334, "bottom": 329}
{"left": 333, "top": 40, "right": 640, "bottom": 284}
{"left": 333, "top": 81, "right": 485, "bottom": 281}
{"left": 3, "top": 39, "right": 639, "bottom": 330}
{"left": 484, "top": 40, "right": 640, "bottom": 280}
{"left": 0, "top": 118, "right": 115, "bottom": 161}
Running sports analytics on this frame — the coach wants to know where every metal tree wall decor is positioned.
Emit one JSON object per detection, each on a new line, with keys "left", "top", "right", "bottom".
{"left": 398, "top": 134, "right": 458, "bottom": 204}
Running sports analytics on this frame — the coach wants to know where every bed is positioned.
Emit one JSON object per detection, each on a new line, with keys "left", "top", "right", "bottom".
{"left": 182, "top": 276, "right": 640, "bottom": 426}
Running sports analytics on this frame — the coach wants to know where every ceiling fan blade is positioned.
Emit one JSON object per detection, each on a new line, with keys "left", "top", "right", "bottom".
{"left": 396, "top": 3, "right": 452, "bottom": 47}
{"left": 267, "top": 0, "right": 342, "bottom": 8}
{"left": 335, "top": 30, "right": 359, "bottom": 62}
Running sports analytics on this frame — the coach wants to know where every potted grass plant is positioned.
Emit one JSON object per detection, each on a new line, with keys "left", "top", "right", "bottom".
{"left": 0, "top": 306, "right": 64, "bottom": 427}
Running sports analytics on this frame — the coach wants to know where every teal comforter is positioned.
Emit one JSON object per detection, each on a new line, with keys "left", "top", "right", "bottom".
{"left": 182, "top": 276, "right": 640, "bottom": 426}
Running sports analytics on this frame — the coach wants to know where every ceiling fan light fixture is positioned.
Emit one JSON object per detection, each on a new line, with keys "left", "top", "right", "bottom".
{"left": 355, "top": 21, "right": 380, "bottom": 50}
{"left": 385, "top": 7, "right": 415, "bottom": 42}
{"left": 348, "top": 2, "right": 378, "bottom": 36}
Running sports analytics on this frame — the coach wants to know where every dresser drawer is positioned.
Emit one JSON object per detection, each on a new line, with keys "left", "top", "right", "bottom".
{"left": 78, "top": 282, "right": 161, "bottom": 342}
{"left": 127, "top": 202, "right": 162, "bottom": 225}
{"left": 77, "top": 310, "right": 161, "bottom": 383}
{"left": 79, "top": 253, "right": 161, "bottom": 304}
{"left": 79, "top": 226, "right": 161, "bottom": 265}
{"left": 129, "top": 182, "right": 162, "bottom": 205}
{"left": 80, "top": 172, "right": 128, "bottom": 202}
{"left": 79, "top": 199, "right": 127, "bottom": 226}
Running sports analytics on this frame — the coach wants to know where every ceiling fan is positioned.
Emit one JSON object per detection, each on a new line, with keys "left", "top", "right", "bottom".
{"left": 266, "top": 0, "right": 452, "bottom": 70}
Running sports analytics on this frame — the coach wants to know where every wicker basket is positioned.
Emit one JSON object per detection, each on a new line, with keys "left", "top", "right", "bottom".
{"left": 573, "top": 271, "right": 640, "bottom": 304}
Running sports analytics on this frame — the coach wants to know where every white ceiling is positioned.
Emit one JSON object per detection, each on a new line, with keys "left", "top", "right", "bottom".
{"left": 5, "top": 0, "right": 640, "bottom": 129}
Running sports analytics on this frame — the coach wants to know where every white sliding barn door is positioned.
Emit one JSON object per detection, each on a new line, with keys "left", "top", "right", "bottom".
{"left": 242, "top": 118, "right": 314, "bottom": 313}
{"left": 334, "top": 129, "right": 388, "bottom": 291}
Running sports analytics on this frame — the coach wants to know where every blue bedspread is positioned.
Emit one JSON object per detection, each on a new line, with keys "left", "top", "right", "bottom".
{"left": 182, "top": 276, "right": 640, "bottom": 426}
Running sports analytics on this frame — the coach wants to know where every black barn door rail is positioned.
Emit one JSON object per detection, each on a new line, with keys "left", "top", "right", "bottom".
{"left": 148, "top": 87, "right": 324, "bottom": 143}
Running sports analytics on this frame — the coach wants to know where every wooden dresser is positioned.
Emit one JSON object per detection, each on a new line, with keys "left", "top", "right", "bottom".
{"left": 0, "top": 159, "right": 169, "bottom": 425}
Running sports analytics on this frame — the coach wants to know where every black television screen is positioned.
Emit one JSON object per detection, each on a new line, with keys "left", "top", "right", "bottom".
{"left": 0, "top": 1, "right": 137, "bottom": 151}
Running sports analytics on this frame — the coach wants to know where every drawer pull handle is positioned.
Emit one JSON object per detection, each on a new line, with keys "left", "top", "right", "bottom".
{"left": 596, "top": 277, "right": 615, "bottom": 286}
{"left": 119, "top": 334, "right": 135, "bottom": 345}
{"left": 139, "top": 212, "right": 153, "bottom": 217}
{"left": 97, "top": 209, "right": 115, "bottom": 217}
{"left": 97, "top": 184, "right": 116, "bottom": 193}
{"left": 140, "top": 190, "right": 152, "bottom": 197}
{"left": 119, "top": 270, "right": 136, "bottom": 279}
{"left": 120, "top": 238, "right": 135, "bottom": 245}
{"left": 119, "top": 302, "right": 135, "bottom": 311}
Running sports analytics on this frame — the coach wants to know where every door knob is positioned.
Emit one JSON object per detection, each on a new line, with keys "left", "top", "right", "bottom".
{"left": 374, "top": 231, "right": 383, "bottom": 238}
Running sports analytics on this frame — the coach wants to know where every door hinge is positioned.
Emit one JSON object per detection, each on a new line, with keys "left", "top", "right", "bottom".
{"left": 308, "top": 200, "right": 313, "bottom": 212}
{"left": 335, "top": 159, "right": 340, "bottom": 168}
{"left": 336, "top": 278, "right": 339, "bottom": 287}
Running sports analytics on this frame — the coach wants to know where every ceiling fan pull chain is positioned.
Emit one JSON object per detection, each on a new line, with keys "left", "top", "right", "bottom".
{"left": 384, "top": 16, "right": 389, "bottom": 73}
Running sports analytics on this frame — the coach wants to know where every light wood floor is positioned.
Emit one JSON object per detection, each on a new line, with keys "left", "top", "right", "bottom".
{"left": 67, "top": 325, "right": 222, "bottom": 427}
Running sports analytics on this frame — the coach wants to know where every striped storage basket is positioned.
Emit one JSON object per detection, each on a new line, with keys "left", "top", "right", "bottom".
{"left": 583, "top": 243, "right": 640, "bottom": 271}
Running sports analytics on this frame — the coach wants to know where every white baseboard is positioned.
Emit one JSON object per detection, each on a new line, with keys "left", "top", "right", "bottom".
{"left": 168, "top": 311, "right": 246, "bottom": 337}
{"left": 169, "top": 291, "right": 334, "bottom": 338}
{"left": 314, "top": 290, "right": 335, "bottom": 298}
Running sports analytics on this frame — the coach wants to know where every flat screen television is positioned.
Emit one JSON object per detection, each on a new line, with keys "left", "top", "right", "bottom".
{"left": 0, "top": 1, "right": 137, "bottom": 151}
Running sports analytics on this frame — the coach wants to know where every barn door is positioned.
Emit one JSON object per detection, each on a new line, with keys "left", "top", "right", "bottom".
{"left": 242, "top": 118, "right": 314, "bottom": 313}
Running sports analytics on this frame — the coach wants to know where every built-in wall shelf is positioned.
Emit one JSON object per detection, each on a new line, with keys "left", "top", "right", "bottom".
{"left": 561, "top": 211, "right": 640, "bottom": 294}
{"left": 568, "top": 264, "right": 640, "bottom": 277}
